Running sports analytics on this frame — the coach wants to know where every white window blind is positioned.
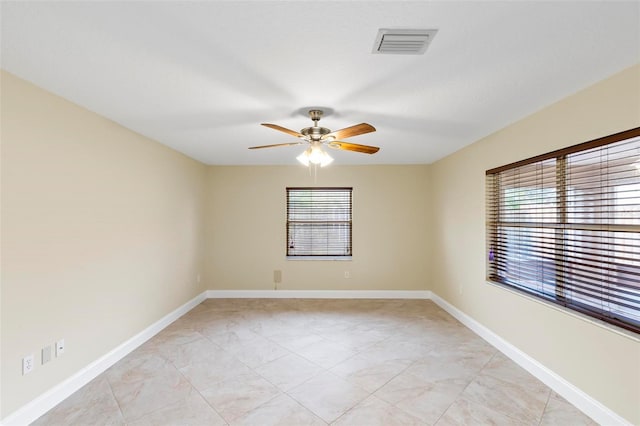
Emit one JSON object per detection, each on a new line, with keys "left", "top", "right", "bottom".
{"left": 486, "top": 128, "right": 640, "bottom": 333}
{"left": 286, "top": 187, "right": 352, "bottom": 257}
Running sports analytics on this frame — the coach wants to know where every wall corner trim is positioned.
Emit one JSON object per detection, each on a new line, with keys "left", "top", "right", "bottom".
{"left": 0, "top": 291, "right": 207, "bottom": 426}
{"left": 429, "top": 292, "right": 631, "bottom": 426}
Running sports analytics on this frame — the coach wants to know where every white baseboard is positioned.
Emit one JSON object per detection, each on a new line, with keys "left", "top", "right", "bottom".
{"left": 3, "top": 289, "right": 627, "bottom": 426}
{"left": 429, "top": 292, "right": 630, "bottom": 426}
{"left": 1, "top": 291, "right": 207, "bottom": 426}
{"left": 206, "top": 289, "right": 432, "bottom": 299}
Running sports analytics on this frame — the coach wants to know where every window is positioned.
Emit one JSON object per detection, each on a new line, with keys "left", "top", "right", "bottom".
{"left": 286, "top": 187, "right": 352, "bottom": 257}
{"left": 486, "top": 128, "right": 640, "bottom": 333}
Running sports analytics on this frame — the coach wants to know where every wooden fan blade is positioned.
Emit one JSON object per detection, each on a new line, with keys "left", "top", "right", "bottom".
{"left": 328, "top": 141, "right": 380, "bottom": 154}
{"left": 323, "top": 123, "right": 376, "bottom": 140}
{"left": 261, "top": 123, "right": 304, "bottom": 138}
{"left": 249, "top": 142, "right": 303, "bottom": 149}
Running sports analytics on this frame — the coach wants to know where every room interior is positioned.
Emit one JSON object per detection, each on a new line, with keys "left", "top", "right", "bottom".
{"left": 1, "top": 1, "right": 639, "bottom": 425}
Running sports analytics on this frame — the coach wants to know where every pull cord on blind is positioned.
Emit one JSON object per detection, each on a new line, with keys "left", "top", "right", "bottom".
{"left": 486, "top": 128, "right": 640, "bottom": 334}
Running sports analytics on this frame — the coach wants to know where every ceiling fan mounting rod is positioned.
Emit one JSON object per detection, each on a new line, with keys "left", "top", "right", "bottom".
{"left": 301, "top": 109, "right": 330, "bottom": 141}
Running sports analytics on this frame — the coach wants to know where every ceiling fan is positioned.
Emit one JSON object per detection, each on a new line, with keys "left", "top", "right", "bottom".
{"left": 249, "top": 109, "right": 379, "bottom": 166}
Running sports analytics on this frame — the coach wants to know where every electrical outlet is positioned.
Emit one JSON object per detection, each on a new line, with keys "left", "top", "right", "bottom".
{"left": 42, "top": 346, "right": 52, "bottom": 364}
{"left": 344, "top": 271, "right": 350, "bottom": 279}
{"left": 23, "top": 354, "right": 34, "bottom": 375}
{"left": 56, "top": 339, "right": 65, "bottom": 357}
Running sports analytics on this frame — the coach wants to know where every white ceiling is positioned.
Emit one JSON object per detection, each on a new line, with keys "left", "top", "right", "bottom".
{"left": 1, "top": 1, "right": 639, "bottom": 166}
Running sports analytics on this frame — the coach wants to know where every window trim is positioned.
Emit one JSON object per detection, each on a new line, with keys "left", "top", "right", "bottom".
{"left": 286, "top": 256, "right": 353, "bottom": 261}
{"left": 486, "top": 127, "right": 640, "bottom": 334}
{"left": 486, "top": 127, "right": 640, "bottom": 174}
{"left": 286, "top": 187, "right": 353, "bottom": 258}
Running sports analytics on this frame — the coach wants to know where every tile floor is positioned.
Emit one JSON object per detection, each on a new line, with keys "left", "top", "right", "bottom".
{"left": 33, "top": 299, "right": 597, "bottom": 425}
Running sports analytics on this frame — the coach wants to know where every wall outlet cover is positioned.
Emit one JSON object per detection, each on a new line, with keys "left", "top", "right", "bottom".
{"left": 23, "top": 354, "right": 35, "bottom": 375}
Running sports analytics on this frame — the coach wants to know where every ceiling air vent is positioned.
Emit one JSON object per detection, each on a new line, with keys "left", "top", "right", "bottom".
{"left": 372, "top": 28, "right": 438, "bottom": 55}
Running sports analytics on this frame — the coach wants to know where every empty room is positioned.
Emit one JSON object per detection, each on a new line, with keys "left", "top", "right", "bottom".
{"left": 1, "top": 1, "right": 639, "bottom": 425}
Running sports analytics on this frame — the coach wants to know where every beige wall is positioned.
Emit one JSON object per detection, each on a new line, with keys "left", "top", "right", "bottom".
{"left": 205, "top": 165, "right": 431, "bottom": 291}
{"left": 2, "top": 62, "right": 638, "bottom": 424}
{"left": 429, "top": 64, "right": 640, "bottom": 424}
{"left": 0, "top": 71, "right": 208, "bottom": 419}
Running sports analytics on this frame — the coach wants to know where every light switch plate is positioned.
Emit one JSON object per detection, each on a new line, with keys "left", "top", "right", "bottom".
{"left": 42, "top": 346, "right": 52, "bottom": 364}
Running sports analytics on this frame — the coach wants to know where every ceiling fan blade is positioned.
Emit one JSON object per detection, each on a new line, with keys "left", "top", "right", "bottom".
{"left": 328, "top": 141, "right": 380, "bottom": 154}
{"left": 248, "top": 142, "right": 303, "bottom": 149}
{"left": 261, "top": 123, "right": 304, "bottom": 138}
{"left": 323, "top": 123, "right": 376, "bottom": 140}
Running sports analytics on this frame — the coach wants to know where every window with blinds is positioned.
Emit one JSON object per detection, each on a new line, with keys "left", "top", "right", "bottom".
{"left": 286, "top": 187, "right": 352, "bottom": 257}
{"left": 486, "top": 128, "right": 640, "bottom": 333}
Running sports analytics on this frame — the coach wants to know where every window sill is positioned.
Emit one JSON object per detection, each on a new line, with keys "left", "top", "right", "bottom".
{"left": 486, "top": 280, "right": 640, "bottom": 342}
{"left": 286, "top": 256, "right": 353, "bottom": 261}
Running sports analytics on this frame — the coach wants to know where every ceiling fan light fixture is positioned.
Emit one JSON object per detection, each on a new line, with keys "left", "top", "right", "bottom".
{"left": 308, "top": 145, "right": 325, "bottom": 164}
{"left": 255, "top": 109, "right": 378, "bottom": 165}
{"left": 296, "top": 149, "right": 311, "bottom": 166}
{"left": 320, "top": 152, "right": 334, "bottom": 167}
{"left": 297, "top": 146, "right": 334, "bottom": 167}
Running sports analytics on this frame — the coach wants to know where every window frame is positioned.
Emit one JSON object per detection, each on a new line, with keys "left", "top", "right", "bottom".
{"left": 286, "top": 187, "right": 353, "bottom": 259}
{"left": 486, "top": 127, "right": 640, "bottom": 334}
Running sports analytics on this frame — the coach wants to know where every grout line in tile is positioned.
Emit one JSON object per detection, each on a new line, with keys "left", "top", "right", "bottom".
{"left": 188, "top": 382, "right": 229, "bottom": 425}
{"left": 104, "top": 376, "right": 126, "bottom": 423}
{"left": 33, "top": 299, "right": 593, "bottom": 426}
{"left": 538, "top": 388, "right": 553, "bottom": 426}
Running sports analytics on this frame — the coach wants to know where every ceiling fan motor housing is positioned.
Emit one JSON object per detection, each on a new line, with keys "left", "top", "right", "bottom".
{"left": 301, "top": 126, "right": 331, "bottom": 141}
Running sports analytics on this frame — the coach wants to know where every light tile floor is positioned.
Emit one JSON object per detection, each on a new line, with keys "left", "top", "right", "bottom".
{"left": 33, "top": 299, "right": 597, "bottom": 425}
